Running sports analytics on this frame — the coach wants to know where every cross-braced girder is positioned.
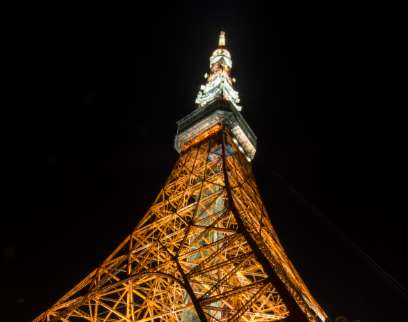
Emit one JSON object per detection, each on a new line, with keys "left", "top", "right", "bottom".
{"left": 33, "top": 130, "right": 327, "bottom": 322}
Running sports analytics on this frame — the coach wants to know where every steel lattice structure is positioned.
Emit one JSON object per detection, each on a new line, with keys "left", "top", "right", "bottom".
{"left": 34, "top": 32, "right": 328, "bottom": 322}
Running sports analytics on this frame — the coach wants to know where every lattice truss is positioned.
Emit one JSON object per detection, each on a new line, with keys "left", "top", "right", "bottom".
{"left": 34, "top": 130, "right": 327, "bottom": 322}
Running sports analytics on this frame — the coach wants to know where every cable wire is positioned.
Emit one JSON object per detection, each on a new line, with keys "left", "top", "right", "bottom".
{"left": 270, "top": 170, "right": 408, "bottom": 302}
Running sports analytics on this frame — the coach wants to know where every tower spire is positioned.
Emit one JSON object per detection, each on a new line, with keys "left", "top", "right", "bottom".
{"left": 195, "top": 31, "right": 242, "bottom": 111}
{"left": 218, "top": 30, "right": 226, "bottom": 47}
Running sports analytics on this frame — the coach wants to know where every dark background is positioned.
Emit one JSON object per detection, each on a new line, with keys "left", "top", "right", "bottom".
{"left": 2, "top": 1, "right": 407, "bottom": 321}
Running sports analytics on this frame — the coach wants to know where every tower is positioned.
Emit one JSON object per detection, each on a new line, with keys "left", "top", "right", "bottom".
{"left": 34, "top": 32, "right": 328, "bottom": 322}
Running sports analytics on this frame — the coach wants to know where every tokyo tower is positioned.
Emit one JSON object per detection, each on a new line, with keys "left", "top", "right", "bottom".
{"left": 34, "top": 31, "right": 328, "bottom": 322}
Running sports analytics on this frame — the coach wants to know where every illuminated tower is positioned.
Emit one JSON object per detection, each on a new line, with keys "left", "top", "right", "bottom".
{"left": 34, "top": 32, "right": 328, "bottom": 322}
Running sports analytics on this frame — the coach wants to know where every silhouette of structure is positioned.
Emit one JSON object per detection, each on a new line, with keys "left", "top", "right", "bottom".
{"left": 34, "top": 31, "right": 328, "bottom": 322}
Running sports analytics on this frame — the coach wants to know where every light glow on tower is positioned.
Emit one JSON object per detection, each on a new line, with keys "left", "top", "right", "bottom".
{"left": 195, "top": 31, "right": 242, "bottom": 111}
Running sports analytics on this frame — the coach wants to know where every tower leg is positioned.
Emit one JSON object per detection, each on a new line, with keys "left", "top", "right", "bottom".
{"left": 221, "top": 132, "right": 311, "bottom": 322}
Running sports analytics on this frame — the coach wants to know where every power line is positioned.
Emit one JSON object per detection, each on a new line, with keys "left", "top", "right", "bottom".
{"left": 270, "top": 170, "right": 408, "bottom": 302}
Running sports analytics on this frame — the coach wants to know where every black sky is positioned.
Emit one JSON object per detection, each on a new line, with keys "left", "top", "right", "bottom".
{"left": 2, "top": 2, "right": 407, "bottom": 321}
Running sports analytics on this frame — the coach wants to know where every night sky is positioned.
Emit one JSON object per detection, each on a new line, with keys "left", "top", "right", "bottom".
{"left": 2, "top": 2, "right": 407, "bottom": 321}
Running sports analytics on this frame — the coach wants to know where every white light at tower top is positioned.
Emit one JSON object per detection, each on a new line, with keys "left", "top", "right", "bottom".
{"left": 218, "top": 31, "right": 226, "bottom": 47}
{"left": 195, "top": 31, "right": 242, "bottom": 112}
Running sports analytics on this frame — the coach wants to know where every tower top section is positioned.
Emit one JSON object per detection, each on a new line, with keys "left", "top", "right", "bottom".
{"left": 195, "top": 31, "right": 241, "bottom": 111}
{"left": 218, "top": 30, "right": 226, "bottom": 47}
{"left": 176, "top": 31, "right": 257, "bottom": 161}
